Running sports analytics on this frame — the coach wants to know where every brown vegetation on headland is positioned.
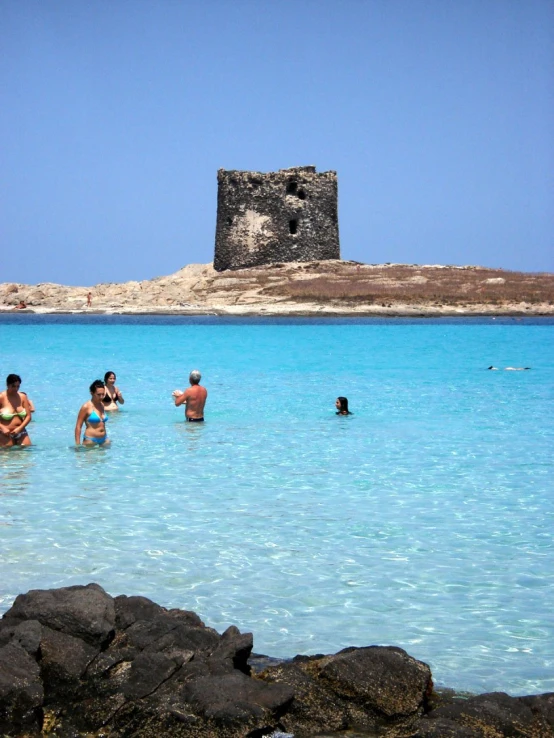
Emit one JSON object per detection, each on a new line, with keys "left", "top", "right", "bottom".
{"left": 1, "top": 260, "right": 553, "bottom": 316}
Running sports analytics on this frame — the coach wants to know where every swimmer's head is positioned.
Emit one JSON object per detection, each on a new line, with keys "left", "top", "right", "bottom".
{"left": 104, "top": 371, "right": 116, "bottom": 383}
{"left": 189, "top": 370, "right": 201, "bottom": 385}
{"left": 336, "top": 396, "right": 350, "bottom": 414}
{"left": 89, "top": 379, "right": 105, "bottom": 397}
{"left": 6, "top": 373, "right": 22, "bottom": 388}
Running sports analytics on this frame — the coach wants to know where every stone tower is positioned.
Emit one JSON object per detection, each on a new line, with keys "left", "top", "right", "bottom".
{"left": 214, "top": 166, "right": 340, "bottom": 271}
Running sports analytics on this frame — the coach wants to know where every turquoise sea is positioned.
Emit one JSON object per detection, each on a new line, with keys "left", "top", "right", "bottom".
{"left": 0, "top": 315, "right": 552, "bottom": 696}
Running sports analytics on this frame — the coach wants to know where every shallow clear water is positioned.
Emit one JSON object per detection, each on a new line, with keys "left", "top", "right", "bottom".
{"left": 1, "top": 315, "right": 552, "bottom": 695}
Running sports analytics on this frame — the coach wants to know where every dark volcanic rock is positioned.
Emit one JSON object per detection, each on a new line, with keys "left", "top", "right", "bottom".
{"left": 414, "top": 691, "right": 554, "bottom": 737}
{"left": 259, "top": 645, "right": 432, "bottom": 735}
{"left": 3, "top": 582, "right": 115, "bottom": 647}
{"left": 38, "top": 625, "right": 99, "bottom": 694}
{"left": 1, "top": 583, "right": 552, "bottom": 737}
{"left": 0, "top": 642, "right": 43, "bottom": 734}
{"left": 0, "top": 619, "right": 42, "bottom": 657}
{"left": 520, "top": 692, "right": 554, "bottom": 731}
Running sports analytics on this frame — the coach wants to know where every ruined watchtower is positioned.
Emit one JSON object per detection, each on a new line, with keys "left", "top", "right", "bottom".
{"left": 214, "top": 166, "right": 340, "bottom": 271}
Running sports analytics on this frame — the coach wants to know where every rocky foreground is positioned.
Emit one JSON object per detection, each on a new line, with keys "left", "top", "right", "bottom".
{"left": 1, "top": 584, "right": 553, "bottom": 737}
{"left": 1, "top": 261, "right": 553, "bottom": 316}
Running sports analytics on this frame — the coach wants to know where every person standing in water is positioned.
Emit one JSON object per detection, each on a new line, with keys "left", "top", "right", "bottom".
{"left": 0, "top": 374, "right": 32, "bottom": 446}
{"left": 172, "top": 370, "right": 207, "bottom": 422}
{"left": 103, "top": 371, "right": 124, "bottom": 411}
{"left": 75, "top": 380, "right": 110, "bottom": 446}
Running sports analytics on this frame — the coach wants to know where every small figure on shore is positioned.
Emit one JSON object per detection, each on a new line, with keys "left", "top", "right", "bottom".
{"left": 103, "top": 371, "right": 124, "bottom": 411}
{"left": 13, "top": 300, "right": 27, "bottom": 310}
{"left": 172, "top": 370, "right": 207, "bottom": 422}
{"left": 87, "top": 292, "right": 92, "bottom": 308}
{"left": 488, "top": 366, "right": 531, "bottom": 371}
{"left": 75, "top": 380, "right": 110, "bottom": 446}
{"left": 0, "top": 374, "right": 33, "bottom": 446}
{"left": 335, "top": 396, "right": 352, "bottom": 415}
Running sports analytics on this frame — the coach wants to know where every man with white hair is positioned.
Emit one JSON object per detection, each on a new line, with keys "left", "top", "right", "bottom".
{"left": 172, "top": 370, "right": 207, "bottom": 422}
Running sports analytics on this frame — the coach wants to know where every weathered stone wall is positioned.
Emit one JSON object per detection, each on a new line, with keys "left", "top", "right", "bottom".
{"left": 214, "top": 166, "right": 340, "bottom": 271}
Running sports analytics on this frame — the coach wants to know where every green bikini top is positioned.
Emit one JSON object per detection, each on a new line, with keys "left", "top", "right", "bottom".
{"left": 0, "top": 408, "right": 27, "bottom": 421}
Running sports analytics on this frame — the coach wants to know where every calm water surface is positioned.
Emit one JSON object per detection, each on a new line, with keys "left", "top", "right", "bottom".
{"left": 0, "top": 315, "right": 552, "bottom": 695}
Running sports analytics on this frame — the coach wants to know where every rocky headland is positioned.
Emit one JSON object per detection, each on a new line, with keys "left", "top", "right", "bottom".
{"left": 1, "top": 261, "right": 553, "bottom": 316}
{"left": 1, "top": 583, "right": 553, "bottom": 737}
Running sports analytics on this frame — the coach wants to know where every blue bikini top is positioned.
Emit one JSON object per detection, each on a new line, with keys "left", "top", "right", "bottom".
{"left": 88, "top": 411, "right": 107, "bottom": 424}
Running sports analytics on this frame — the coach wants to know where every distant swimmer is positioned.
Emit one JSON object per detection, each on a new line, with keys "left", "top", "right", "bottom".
{"left": 488, "top": 366, "right": 531, "bottom": 371}
{"left": 75, "top": 380, "right": 110, "bottom": 446}
{"left": 172, "top": 370, "right": 207, "bottom": 422}
{"left": 335, "top": 396, "right": 352, "bottom": 415}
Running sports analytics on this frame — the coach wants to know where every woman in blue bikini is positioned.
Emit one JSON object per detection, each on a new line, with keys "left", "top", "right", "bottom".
{"left": 75, "top": 380, "right": 110, "bottom": 446}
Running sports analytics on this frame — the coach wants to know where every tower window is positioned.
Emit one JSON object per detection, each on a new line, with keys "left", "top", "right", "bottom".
{"left": 286, "top": 182, "right": 298, "bottom": 195}
{"left": 289, "top": 219, "right": 298, "bottom": 234}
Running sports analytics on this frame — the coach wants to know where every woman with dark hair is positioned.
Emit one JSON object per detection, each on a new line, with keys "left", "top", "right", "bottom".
{"left": 0, "top": 374, "right": 32, "bottom": 446}
{"left": 75, "top": 380, "right": 110, "bottom": 446}
{"left": 102, "top": 371, "right": 124, "bottom": 411}
{"left": 335, "top": 397, "right": 352, "bottom": 415}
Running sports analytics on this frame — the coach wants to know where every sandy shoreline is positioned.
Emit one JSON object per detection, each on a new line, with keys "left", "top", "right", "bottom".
{"left": 1, "top": 304, "right": 553, "bottom": 318}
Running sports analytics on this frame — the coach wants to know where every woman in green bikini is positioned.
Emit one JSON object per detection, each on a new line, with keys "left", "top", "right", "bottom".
{"left": 75, "top": 380, "right": 110, "bottom": 447}
{"left": 0, "top": 374, "right": 32, "bottom": 447}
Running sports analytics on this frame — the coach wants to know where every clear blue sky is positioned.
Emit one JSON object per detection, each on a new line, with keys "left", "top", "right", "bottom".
{"left": 2, "top": 1, "right": 552, "bottom": 285}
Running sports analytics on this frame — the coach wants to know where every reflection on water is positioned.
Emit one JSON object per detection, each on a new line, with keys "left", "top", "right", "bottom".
{"left": 174, "top": 421, "right": 206, "bottom": 451}
{"left": 0, "top": 447, "right": 34, "bottom": 498}
{"left": 73, "top": 442, "right": 112, "bottom": 496}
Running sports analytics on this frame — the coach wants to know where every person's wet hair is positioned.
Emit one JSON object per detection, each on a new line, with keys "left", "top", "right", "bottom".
{"left": 6, "top": 374, "right": 22, "bottom": 387}
{"left": 104, "top": 371, "right": 116, "bottom": 382}
{"left": 89, "top": 380, "right": 105, "bottom": 394}
{"left": 189, "top": 370, "right": 201, "bottom": 385}
{"left": 336, "top": 396, "right": 351, "bottom": 414}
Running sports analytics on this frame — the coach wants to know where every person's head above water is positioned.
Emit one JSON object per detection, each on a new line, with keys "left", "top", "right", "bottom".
{"left": 104, "top": 371, "right": 116, "bottom": 383}
{"left": 335, "top": 396, "right": 351, "bottom": 415}
{"left": 189, "top": 370, "right": 201, "bottom": 385}
{"left": 6, "top": 374, "right": 22, "bottom": 388}
{"left": 89, "top": 379, "right": 105, "bottom": 397}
